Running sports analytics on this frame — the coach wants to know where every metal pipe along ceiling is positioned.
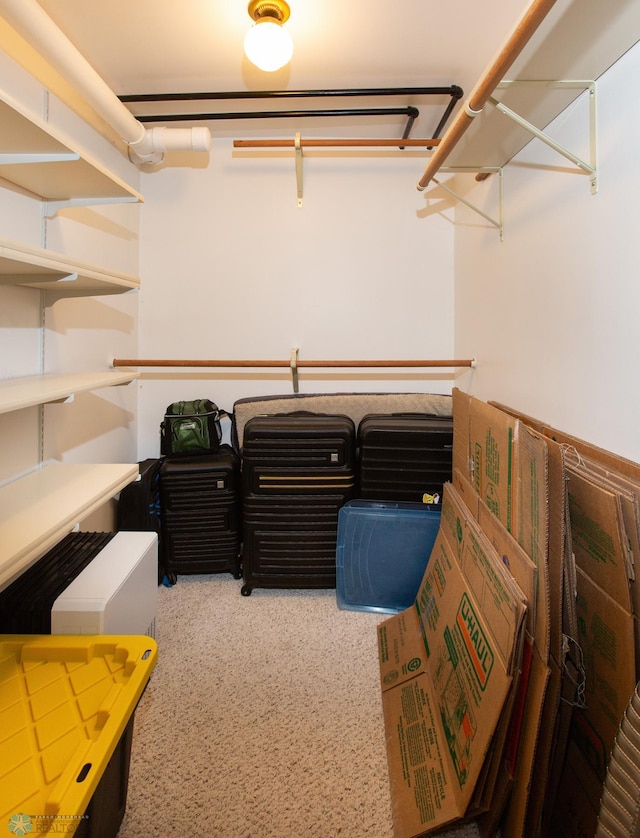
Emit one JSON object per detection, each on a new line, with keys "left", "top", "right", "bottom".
{"left": 0, "top": 0, "right": 211, "bottom": 165}
{"left": 119, "top": 86, "right": 464, "bottom": 103}
{"left": 120, "top": 87, "right": 463, "bottom": 144}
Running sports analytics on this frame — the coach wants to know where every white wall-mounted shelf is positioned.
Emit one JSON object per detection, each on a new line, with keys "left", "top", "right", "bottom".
{"left": 0, "top": 462, "right": 139, "bottom": 591}
{"left": 0, "top": 90, "right": 143, "bottom": 206}
{"left": 0, "top": 371, "right": 138, "bottom": 415}
{"left": 446, "top": 1, "right": 640, "bottom": 171}
{"left": 0, "top": 72, "right": 143, "bottom": 592}
{"left": 0, "top": 237, "right": 140, "bottom": 296}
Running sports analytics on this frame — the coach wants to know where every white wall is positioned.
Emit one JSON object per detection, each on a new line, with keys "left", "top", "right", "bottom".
{"left": 137, "top": 144, "right": 455, "bottom": 457}
{"left": 454, "top": 42, "right": 640, "bottom": 463}
{"left": 3, "top": 27, "right": 638, "bottom": 480}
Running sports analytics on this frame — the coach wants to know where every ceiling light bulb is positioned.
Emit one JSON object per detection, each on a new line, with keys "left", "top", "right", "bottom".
{"left": 244, "top": 0, "right": 293, "bottom": 73}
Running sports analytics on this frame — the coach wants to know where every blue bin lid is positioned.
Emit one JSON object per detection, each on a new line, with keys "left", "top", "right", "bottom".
{"left": 336, "top": 500, "right": 441, "bottom": 614}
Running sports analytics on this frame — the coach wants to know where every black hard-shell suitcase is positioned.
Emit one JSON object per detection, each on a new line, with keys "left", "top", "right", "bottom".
{"left": 241, "top": 412, "right": 356, "bottom": 595}
{"left": 159, "top": 445, "right": 242, "bottom": 579}
{"left": 117, "top": 458, "right": 165, "bottom": 583}
{"left": 357, "top": 413, "right": 453, "bottom": 503}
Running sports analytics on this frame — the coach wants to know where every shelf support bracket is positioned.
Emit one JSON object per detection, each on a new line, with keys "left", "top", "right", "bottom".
{"left": 490, "top": 80, "right": 598, "bottom": 194}
{"left": 44, "top": 196, "right": 140, "bottom": 218}
{"left": 290, "top": 347, "right": 299, "bottom": 392}
{"left": 432, "top": 167, "right": 504, "bottom": 240}
{"left": 295, "top": 132, "right": 303, "bottom": 207}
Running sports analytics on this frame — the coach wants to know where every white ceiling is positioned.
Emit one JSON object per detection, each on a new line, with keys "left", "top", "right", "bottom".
{"left": 36, "top": 0, "right": 532, "bottom": 93}
{"left": 14, "top": 0, "right": 640, "bottom": 160}
{"left": 32, "top": 0, "right": 534, "bottom": 141}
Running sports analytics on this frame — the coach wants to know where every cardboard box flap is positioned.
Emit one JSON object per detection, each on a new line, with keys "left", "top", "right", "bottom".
{"left": 453, "top": 465, "right": 545, "bottom": 661}
{"left": 382, "top": 669, "right": 473, "bottom": 835}
{"left": 567, "top": 465, "right": 633, "bottom": 612}
{"left": 482, "top": 402, "right": 567, "bottom": 667}
{"left": 378, "top": 605, "right": 429, "bottom": 692}
{"left": 471, "top": 647, "right": 527, "bottom": 818}
{"left": 565, "top": 449, "right": 640, "bottom": 673}
{"left": 452, "top": 388, "right": 472, "bottom": 486}
{"left": 574, "top": 565, "right": 636, "bottom": 759}
{"left": 530, "top": 426, "right": 569, "bottom": 666}
{"left": 439, "top": 484, "right": 528, "bottom": 674}
{"left": 516, "top": 424, "right": 550, "bottom": 582}
{"left": 489, "top": 401, "right": 640, "bottom": 484}
{"left": 476, "top": 489, "right": 539, "bottom": 653}
{"left": 501, "top": 647, "right": 554, "bottom": 836}
{"left": 468, "top": 396, "right": 518, "bottom": 535}
{"left": 565, "top": 449, "right": 639, "bottom": 585}
{"left": 453, "top": 388, "right": 519, "bottom": 535}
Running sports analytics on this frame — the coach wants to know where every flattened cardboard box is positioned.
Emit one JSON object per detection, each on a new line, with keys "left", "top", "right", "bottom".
{"left": 453, "top": 466, "right": 544, "bottom": 830}
{"left": 453, "top": 457, "right": 555, "bottom": 837}
{"left": 378, "top": 484, "right": 526, "bottom": 837}
{"left": 573, "top": 565, "right": 635, "bottom": 767}
{"left": 565, "top": 447, "right": 640, "bottom": 674}
{"left": 441, "top": 394, "right": 576, "bottom": 836}
{"left": 490, "top": 399, "right": 640, "bottom": 835}
{"left": 453, "top": 389, "right": 518, "bottom": 536}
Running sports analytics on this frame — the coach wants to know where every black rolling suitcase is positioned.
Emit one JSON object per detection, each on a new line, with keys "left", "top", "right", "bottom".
{"left": 357, "top": 413, "right": 453, "bottom": 503}
{"left": 117, "top": 458, "right": 165, "bottom": 583}
{"left": 159, "top": 444, "right": 242, "bottom": 579}
{"left": 241, "top": 412, "right": 356, "bottom": 595}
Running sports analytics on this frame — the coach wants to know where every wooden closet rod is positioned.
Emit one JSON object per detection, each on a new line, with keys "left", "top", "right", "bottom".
{"left": 234, "top": 138, "right": 441, "bottom": 149}
{"left": 417, "top": 0, "right": 559, "bottom": 190}
{"left": 112, "top": 358, "right": 475, "bottom": 369}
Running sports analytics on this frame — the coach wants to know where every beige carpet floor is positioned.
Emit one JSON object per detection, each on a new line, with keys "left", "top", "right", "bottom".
{"left": 117, "top": 576, "right": 482, "bottom": 838}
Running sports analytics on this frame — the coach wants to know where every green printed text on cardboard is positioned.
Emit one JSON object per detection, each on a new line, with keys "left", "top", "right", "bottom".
{"left": 456, "top": 593, "right": 494, "bottom": 690}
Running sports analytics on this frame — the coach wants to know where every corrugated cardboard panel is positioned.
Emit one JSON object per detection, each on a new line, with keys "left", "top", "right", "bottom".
{"left": 567, "top": 467, "right": 633, "bottom": 612}
{"left": 378, "top": 483, "right": 527, "bottom": 837}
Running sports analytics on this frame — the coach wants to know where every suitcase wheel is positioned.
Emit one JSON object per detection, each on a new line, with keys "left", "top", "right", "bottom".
{"left": 241, "top": 584, "right": 252, "bottom": 596}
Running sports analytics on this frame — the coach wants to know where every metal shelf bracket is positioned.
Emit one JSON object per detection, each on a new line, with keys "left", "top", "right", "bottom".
{"left": 491, "top": 79, "right": 598, "bottom": 194}
{"left": 432, "top": 167, "right": 504, "bottom": 240}
{"left": 290, "top": 347, "right": 299, "bottom": 392}
{"left": 43, "top": 195, "right": 140, "bottom": 218}
{"left": 294, "top": 132, "right": 303, "bottom": 207}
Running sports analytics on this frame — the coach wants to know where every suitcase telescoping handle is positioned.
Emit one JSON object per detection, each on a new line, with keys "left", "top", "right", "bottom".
{"left": 388, "top": 412, "right": 449, "bottom": 420}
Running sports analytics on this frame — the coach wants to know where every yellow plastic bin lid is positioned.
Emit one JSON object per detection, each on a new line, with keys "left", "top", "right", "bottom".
{"left": 0, "top": 634, "right": 157, "bottom": 836}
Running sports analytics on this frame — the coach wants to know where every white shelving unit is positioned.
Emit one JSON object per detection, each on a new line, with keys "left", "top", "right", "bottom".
{"left": 0, "top": 371, "right": 138, "bottom": 415}
{"left": 0, "top": 462, "right": 139, "bottom": 590}
{"left": 0, "top": 85, "right": 144, "bottom": 591}
{"left": 0, "top": 90, "right": 143, "bottom": 207}
{"left": 0, "top": 237, "right": 140, "bottom": 296}
{"left": 423, "top": 3, "right": 640, "bottom": 239}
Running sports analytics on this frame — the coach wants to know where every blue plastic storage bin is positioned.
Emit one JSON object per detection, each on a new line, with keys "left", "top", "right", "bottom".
{"left": 336, "top": 500, "right": 441, "bottom": 614}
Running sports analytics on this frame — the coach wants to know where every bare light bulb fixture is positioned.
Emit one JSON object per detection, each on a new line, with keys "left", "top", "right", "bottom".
{"left": 244, "top": 0, "right": 293, "bottom": 72}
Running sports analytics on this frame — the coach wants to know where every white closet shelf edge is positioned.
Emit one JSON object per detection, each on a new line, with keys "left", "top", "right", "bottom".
{"left": 0, "top": 371, "right": 139, "bottom": 414}
{"left": 0, "top": 462, "right": 139, "bottom": 592}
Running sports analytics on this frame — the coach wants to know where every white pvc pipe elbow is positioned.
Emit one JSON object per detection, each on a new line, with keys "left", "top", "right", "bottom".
{"left": 0, "top": 0, "right": 211, "bottom": 167}
{"left": 128, "top": 127, "right": 212, "bottom": 165}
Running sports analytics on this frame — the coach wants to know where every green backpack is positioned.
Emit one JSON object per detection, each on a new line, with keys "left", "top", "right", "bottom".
{"left": 161, "top": 399, "right": 222, "bottom": 456}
